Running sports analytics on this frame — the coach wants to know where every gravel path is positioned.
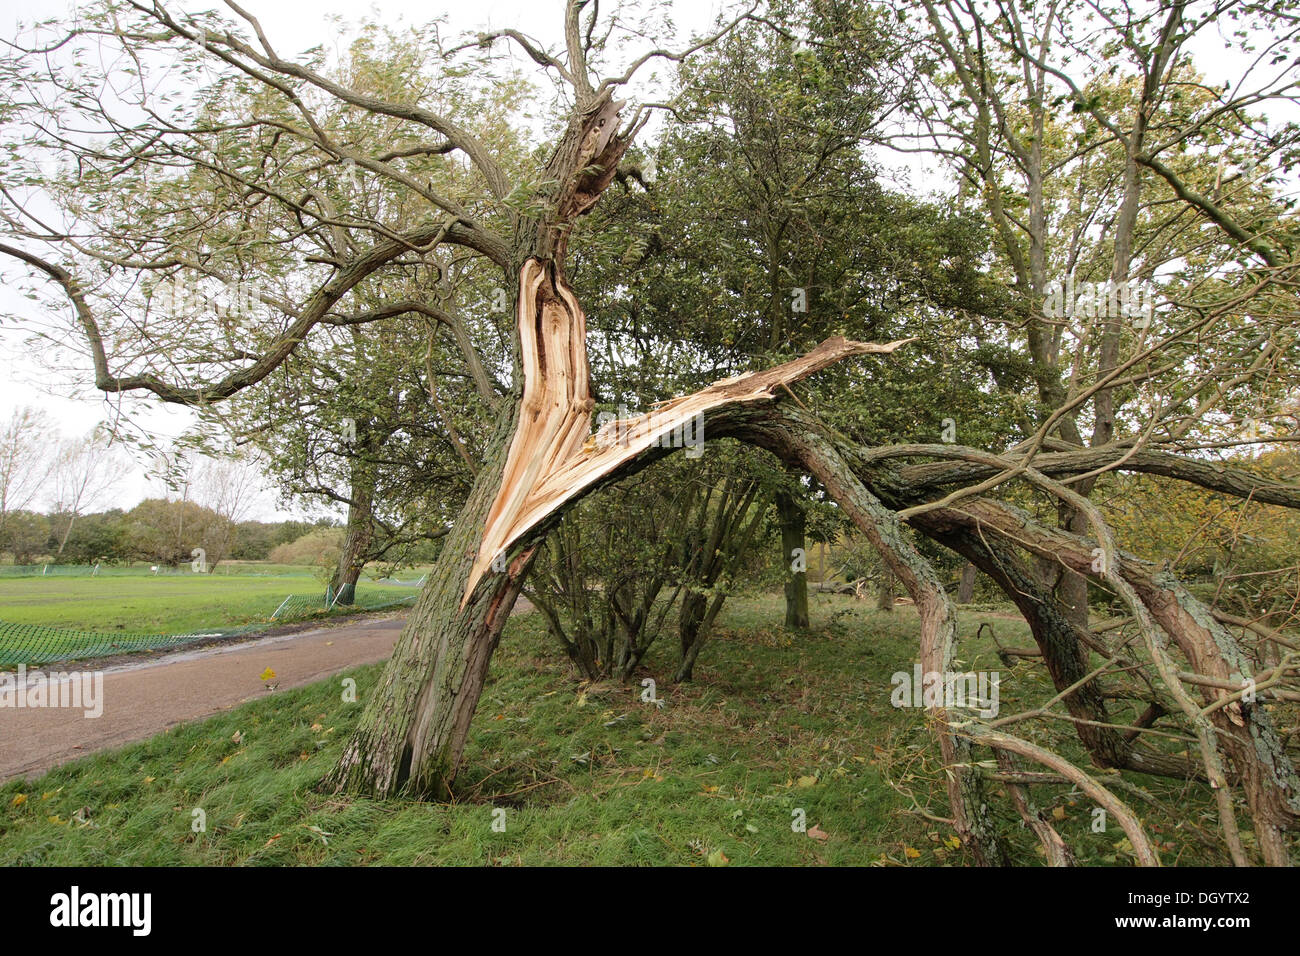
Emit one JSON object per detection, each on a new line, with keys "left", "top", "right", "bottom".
{"left": 0, "top": 614, "right": 409, "bottom": 782}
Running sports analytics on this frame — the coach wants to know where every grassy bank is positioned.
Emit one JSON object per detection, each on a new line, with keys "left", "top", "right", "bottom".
{"left": 0, "top": 594, "right": 1232, "bottom": 865}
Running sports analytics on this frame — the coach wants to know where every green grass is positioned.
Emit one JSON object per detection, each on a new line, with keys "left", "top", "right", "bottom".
{"left": 0, "top": 593, "right": 1249, "bottom": 865}
{"left": 0, "top": 569, "right": 418, "bottom": 634}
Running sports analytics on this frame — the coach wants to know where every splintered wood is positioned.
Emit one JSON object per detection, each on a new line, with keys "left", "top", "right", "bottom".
{"left": 462, "top": 257, "right": 912, "bottom": 606}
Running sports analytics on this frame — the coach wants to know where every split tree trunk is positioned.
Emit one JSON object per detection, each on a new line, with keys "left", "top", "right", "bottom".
{"left": 326, "top": 230, "right": 907, "bottom": 798}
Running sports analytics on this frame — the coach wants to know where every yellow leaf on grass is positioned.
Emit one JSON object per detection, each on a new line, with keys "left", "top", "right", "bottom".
{"left": 706, "top": 849, "right": 730, "bottom": 867}
{"left": 11, "top": 794, "right": 26, "bottom": 807}
{"left": 796, "top": 775, "right": 818, "bottom": 788}
{"left": 944, "top": 835, "right": 962, "bottom": 850}
{"left": 1052, "top": 806, "right": 1067, "bottom": 821}
{"left": 143, "top": 776, "right": 155, "bottom": 784}
{"left": 904, "top": 846, "right": 922, "bottom": 859}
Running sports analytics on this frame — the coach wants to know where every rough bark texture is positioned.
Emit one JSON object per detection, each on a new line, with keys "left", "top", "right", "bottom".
{"left": 333, "top": 448, "right": 376, "bottom": 607}
{"left": 928, "top": 525, "right": 1196, "bottom": 779}
{"left": 777, "top": 489, "right": 810, "bottom": 629}
{"left": 326, "top": 401, "right": 531, "bottom": 798}
{"left": 957, "top": 562, "right": 976, "bottom": 604}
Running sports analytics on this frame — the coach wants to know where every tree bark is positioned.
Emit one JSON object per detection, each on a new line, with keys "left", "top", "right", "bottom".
{"left": 876, "top": 568, "right": 895, "bottom": 611}
{"left": 956, "top": 561, "right": 976, "bottom": 604}
{"left": 677, "top": 590, "right": 707, "bottom": 682}
{"left": 777, "top": 489, "right": 810, "bottom": 628}
{"left": 326, "top": 398, "right": 534, "bottom": 798}
{"left": 333, "top": 441, "right": 376, "bottom": 607}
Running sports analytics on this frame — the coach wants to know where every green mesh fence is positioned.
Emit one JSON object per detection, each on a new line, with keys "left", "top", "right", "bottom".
{"left": 0, "top": 564, "right": 321, "bottom": 578}
{"left": 0, "top": 590, "right": 418, "bottom": 666}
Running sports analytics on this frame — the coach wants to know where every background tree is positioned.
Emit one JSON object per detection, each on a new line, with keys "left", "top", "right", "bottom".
{"left": 0, "top": 407, "right": 53, "bottom": 544}
{"left": 48, "top": 427, "right": 128, "bottom": 556}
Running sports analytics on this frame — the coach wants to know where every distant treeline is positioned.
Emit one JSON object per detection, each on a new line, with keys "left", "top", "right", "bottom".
{"left": 0, "top": 497, "right": 339, "bottom": 567}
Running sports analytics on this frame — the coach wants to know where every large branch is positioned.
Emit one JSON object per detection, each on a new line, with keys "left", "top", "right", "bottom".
{"left": 462, "top": 256, "right": 912, "bottom": 604}
{"left": 0, "top": 215, "right": 504, "bottom": 405}
{"left": 894, "top": 444, "right": 1300, "bottom": 511}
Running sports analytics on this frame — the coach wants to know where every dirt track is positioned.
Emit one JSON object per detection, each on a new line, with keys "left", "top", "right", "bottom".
{"left": 0, "top": 614, "right": 409, "bottom": 782}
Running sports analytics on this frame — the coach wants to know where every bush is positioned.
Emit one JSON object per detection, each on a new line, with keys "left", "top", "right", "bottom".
{"left": 268, "top": 528, "right": 346, "bottom": 565}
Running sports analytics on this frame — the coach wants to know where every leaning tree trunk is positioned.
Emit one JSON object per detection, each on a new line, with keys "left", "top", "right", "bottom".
{"left": 777, "top": 489, "right": 810, "bottom": 629}
{"left": 721, "top": 409, "right": 1008, "bottom": 863}
{"left": 326, "top": 399, "right": 534, "bottom": 797}
{"left": 324, "top": 88, "right": 911, "bottom": 804}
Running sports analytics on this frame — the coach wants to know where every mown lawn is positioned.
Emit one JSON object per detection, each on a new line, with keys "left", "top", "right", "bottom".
{"left": 0, "top": 593, "right": 1239, "bottom": 865}
{"left": 0, "top": 569, "right": 418, "bottom": 635}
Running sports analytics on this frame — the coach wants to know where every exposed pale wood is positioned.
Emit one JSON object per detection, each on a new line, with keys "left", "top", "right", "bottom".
{"left": 462, "top": 257, "right": 913, "bottom": 605}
